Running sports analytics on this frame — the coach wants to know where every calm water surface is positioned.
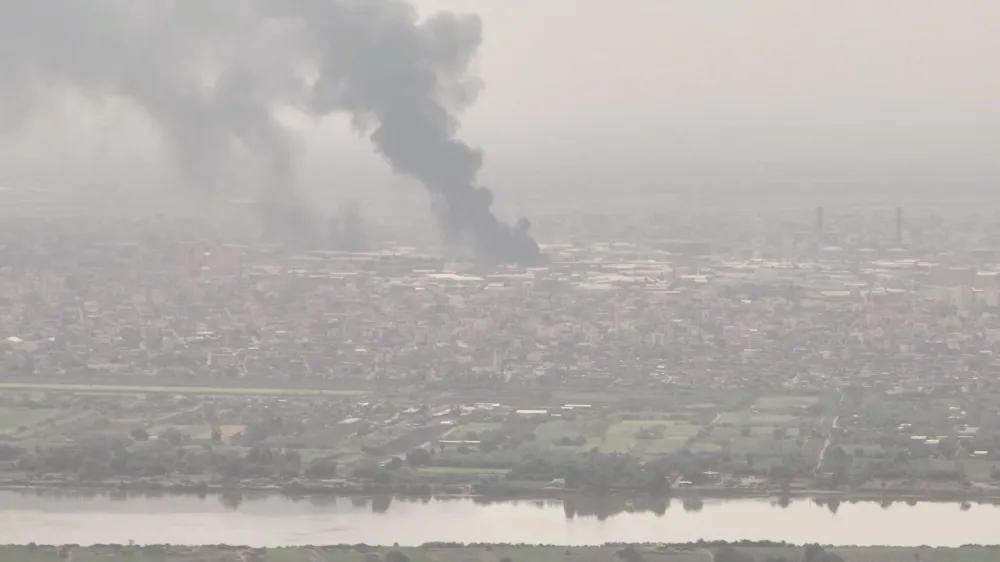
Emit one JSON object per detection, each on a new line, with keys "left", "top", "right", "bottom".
{"left": 0, "top": 491, "right": 997, "bottom": 547}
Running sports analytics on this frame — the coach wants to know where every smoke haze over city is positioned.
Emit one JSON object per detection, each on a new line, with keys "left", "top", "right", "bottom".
{"left": 0, "top": 0, "right": 541, "bottom": 263}
{"left": 3, "top": 1, "right": 1000, "bottom": 556}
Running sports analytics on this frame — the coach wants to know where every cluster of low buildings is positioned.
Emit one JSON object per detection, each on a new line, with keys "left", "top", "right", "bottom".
{"left": 2, "top": 212, "right": 1000, "bottom": 399}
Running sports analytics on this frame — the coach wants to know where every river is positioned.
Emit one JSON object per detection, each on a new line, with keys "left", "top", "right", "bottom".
{"left": 0, "top": 490, "right": 997, "bottom": 547}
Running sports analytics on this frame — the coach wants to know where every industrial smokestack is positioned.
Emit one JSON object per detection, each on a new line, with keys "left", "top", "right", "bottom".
{"left": 816, "top": 206, "right": 824, "bottom": 246}
{"left": 895, "top": 207, "right": 903, "bottom": 247}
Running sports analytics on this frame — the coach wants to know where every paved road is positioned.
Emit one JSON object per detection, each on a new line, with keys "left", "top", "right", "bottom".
{"left": 815, "top": 393, "right": 844, "bottom": 474}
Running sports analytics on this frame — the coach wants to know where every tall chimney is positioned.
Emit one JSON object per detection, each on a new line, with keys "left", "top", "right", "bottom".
{"left": 895, "top": 207, "right": 903, "bottom": 247}
{"left": 816, "top": 206, "right": 824, "bottom": 246}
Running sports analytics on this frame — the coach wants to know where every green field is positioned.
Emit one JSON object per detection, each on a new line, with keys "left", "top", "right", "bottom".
{"left": 533, "top": 420, "right": 575, "bottom": 442}
{"left": 689, "top": 441, "right": 723, "bottom": 454}
{"left": 418, "top": 466, "right": 511, "bottom": 475}
{"left": 0, "top": 407, "right": 60, "bottom": 434}
{"left": 753, "top": 395, "right": 820, "bottom": 410}
{"left": 643, "top": 436, "right": 690, "bottom": 454}
{"left": 0, "top": 382, "right": 367, "bottom": 396}
{"left": 598, "top": 420, "right": 646, "bottom": 453}
{"left": 598, "top": 420, "right": 700, "bottom": 456}
{"left": 719, "top": 410, "right": 799, "bottom": 427}
{"left": 444, "top": 423, "right": 502, "bottom": 439}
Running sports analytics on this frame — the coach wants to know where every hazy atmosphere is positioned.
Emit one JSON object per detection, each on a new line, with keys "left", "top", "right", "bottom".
{"left": 3, "top": 1, "right": 1000, "bottom": 217}
{"left": 2, "top": 2, "right": 1000, "bottom": 561}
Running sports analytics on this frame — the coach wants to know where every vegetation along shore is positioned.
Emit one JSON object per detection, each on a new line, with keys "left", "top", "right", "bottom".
{"left": 4, "top": 542, "right": 1000, "bottom": 562}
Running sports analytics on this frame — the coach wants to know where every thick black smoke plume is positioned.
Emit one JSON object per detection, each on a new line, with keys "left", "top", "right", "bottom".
{"left": 0, "top": 0, "right": 542, "bottom": 265}
{"left": 264, "top": 0, "right": 542, "bottom": 264}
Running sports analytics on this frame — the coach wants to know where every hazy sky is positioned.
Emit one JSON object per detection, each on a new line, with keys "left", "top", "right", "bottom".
{"left": 421, "top": 0, "right": 1000, "bottom": 201}
{"left": 3, "top": 0, "right": 1000, "bottom": 216}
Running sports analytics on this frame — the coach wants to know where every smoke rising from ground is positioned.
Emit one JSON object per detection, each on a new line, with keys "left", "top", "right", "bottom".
{"left": 260, "top": 198, "right": 369, "bottom": 252}
{"left": 326, "top": 200, "right": 370, "bottom": 252}
{"left": 0, "top": 0, "right": 541, "bottom": 264}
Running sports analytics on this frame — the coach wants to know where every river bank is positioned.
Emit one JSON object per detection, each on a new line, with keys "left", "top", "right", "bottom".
{"left": 3, "top": 476, "right": 1000, "bottom": 506}
{"left": 2, "top": 543, "right": 998, "bottom": 562}
{"left": 3, "top": 490, "right": 1000, "bottom": 547}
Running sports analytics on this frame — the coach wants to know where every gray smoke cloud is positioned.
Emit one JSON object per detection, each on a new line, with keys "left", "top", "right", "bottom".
{"left": 261, "top": 199, "right": 369, "bottom": 252}
{"left": 0, "top": 0, "right": 542, "bottom": 265}
{"left": 326, "top": 199, "right": 370, "bottom": 252}
{"left": 0, "top": 2, "right": 301, "bottom": 192}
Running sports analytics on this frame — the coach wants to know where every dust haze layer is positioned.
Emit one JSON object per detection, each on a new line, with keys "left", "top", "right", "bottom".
{"left": 0, "top": 0, "right": 541, "bottom": 265}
